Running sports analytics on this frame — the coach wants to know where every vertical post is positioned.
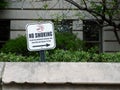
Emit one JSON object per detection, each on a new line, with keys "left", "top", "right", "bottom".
{"left": 40, "top": 50, "right": 45, "bottom": 62}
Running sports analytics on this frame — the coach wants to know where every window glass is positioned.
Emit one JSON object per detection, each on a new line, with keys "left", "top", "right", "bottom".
{"left": 53, "top": 19, "right": 72, "bottom": 33}
{"left": 83, "top": 20, "right": 102, "bottom": 53}
{"left": 0, "top": 20, "right": 10, "bottom": 48}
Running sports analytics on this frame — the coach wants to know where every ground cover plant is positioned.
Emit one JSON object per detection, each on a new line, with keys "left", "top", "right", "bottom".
{"left": 1, "top": 50, "right": 120, "bottom": 62}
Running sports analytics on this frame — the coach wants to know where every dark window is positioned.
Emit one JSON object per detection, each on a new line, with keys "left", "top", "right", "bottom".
{"left": 0, "top": 20, "right": 10, "bottom": 48}
{"left": 83, "top": 20, "right": 102, "bottom": 53}
{"left": 53, "top": 19, "right": 73, "bottom": 33}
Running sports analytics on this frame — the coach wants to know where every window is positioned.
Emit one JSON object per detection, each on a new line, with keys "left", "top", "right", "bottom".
{"left": 0, "top": 20, "right": 10, "bottom": 48}
{"left": 83, "top": 20, "right": 102, "bottom": 53}
{"left": 53, "top": 19, "right": 73, "bottom": 33}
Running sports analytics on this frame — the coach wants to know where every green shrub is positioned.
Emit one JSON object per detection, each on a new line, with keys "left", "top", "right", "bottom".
{"left": 0, "top": 52, "right": 39, "bottom": 62}
{"left": 55, "top": 32, "right": 85, "bottom": 51}
{"left": 1, "top": 50, "right": 120, "bottom": 62}
{"left": 0, "top": 0, "right": 7, "bottom": 8}
{"left": 0, "top": 36, "right": 38, "bottom": 56}
{"left": 96, "top": 53, "right": 120, "bottom": 62}
{"left": 0, "top": 50, "right": 91, "bottom": 62}
{"left": 46, "top": 49, "right": 91, "bottom": 62}
{"left": 89, "top": 52, "right": 120, "bottom": 62}
{"left": 1, "top": 33, "right": 120, "bottom": 62}
{"left": 1, "top": 32, "right": 85, "bottom": 56}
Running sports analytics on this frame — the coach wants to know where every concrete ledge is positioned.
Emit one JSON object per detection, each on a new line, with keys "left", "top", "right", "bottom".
{"left": 0, "top": 62, "right": 5, "bottom": 80}
{"left": 0, "top": 62, "right": 5, "bottom": 90}
{"left": 2, "top": 62, "right": 120, "bottom": 84}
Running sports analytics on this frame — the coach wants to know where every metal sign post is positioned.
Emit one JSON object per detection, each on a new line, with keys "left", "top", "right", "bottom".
{"left": 26, "top": 21, "right": 56, "bottom": 62}
{"left": 40, "top": 50, "right": 45, "bottom": 62}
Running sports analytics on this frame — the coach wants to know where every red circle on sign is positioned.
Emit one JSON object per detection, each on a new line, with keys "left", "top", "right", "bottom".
{"left": 37, "top": 25, "right": 44, "bottom": 32}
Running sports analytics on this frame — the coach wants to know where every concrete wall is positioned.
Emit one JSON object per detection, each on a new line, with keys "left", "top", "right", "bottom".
{"left": 0, "top": 62, "right": 120, "bottom": 90}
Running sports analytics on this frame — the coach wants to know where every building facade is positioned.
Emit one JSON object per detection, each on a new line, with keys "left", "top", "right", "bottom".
{"left": 0, "top": 0, "right": 120, "bottom": 52}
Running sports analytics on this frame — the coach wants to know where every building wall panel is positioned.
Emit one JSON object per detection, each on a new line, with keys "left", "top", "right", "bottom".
{"left": 0, "top": 10, "right": 93, "bottom": 20}
{"left": 103, "top": 42, "right": 120, "bottom": 52}
{"left": 103, "top": 31, "right": 120, "bottom": 41}
{"left": 10, "top": 31, "right": 25, "bottom": 39}
{"left": 72, "top": 31, "right": 83, "bottom": 40}
{"left": 11, "top": 20, "right": 39, "bottom": 30}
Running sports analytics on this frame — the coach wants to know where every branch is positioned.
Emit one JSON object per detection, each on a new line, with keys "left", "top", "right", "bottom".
{"left": 64, "top": 0, "right": 118, "bottom": 26}
{"left": 101, "top": 0, "right": 106, "bottom": 16}
{"left": 82, "top": 0, "right": 87, "bottom": 8}
{"left": 64, "top": 0, "right": 105, "bottom": 19}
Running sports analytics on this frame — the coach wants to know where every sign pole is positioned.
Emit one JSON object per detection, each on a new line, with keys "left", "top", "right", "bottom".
{"left": 40, "top": 50, "right": 45, "bottom": 62}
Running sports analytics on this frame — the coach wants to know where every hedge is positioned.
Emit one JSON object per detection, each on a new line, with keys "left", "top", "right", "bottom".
{"left": 1, "top": 50, "right": 120, "bottom": 62}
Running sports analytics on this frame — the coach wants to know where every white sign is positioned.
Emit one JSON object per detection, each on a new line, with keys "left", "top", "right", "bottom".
{"left": 26, "top": 21, "right": 56, "bottom": 51}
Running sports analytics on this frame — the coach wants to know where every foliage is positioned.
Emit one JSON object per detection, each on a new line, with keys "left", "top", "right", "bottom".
{"left": 91, "top": 52, "right": 120, "bottom": 62}
{"left": 0, "top": 36, "right": 38, "bottom": 56}
{"left": 1, "top": 50, "right": 120, "bottom": 62}
{"left": 50, "top": 51, "right": 120, "bottom": 62}
{"left": 55, "top": 32, "right": 85, "bottom": 51}
{"left": 0, "top": 0, "right": 7, "bottom": 8}
{"left": 46, "top": 49, "right": 90, "bottom": 62}
{"left": 0, "top": 32, "right": 85, "bottom": 55}
{"left": 87, "top": 46, "right": 99, "bottom": 53}
{"left": 47, "top": 50, "right": 120, "bottom": 62}
{"left": 0, "top": 52, "right": 39, "bottom": 62}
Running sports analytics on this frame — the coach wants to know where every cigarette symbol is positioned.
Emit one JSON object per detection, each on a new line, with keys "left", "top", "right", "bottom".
{"left": 37, "top": 25, "right": 44, "bottom": 32}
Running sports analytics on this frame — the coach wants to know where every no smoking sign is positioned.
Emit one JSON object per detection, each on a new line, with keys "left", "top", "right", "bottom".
{"left": 26, "top": 21, "right": 56, "bottom": 51}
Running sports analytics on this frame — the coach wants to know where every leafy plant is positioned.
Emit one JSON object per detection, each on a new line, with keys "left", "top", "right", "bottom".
{"left": 1, "top": 32, "right": 85, "bottom": 56}
{"left": 1, "top": 50, "right": 120, "bottom": 62}
{"left": 0, "top": 0, "right": 7, "bottom": 8}
{"left": 55, "top": 32, "right": 85, "bottom": 51}
{"left": 47, "top": 49, "right": 90, "bottom": 62}
{"left": 0, "top": 52, "right": 39, "bottom": 62}
{"left": 0, "top": 36, "right": 38, "bottom": 56}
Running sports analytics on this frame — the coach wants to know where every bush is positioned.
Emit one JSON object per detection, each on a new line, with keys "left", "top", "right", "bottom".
{"left": 47, "top": 50, "right": 120, "bottom": 62}
{"left": 55, "top": 32, "right": 85, "bottom": 51}
{"left": 1, "top": 50, "right": 120, "bottom": 62}
{"left": 0, "top": 0, "right": 7, "bottom": 8}
{"left": 1, "top": 32, "right": 85, "bottom": 56}
{"left": 1, "top": 33, "right": 120, "bottom": 62}
{"left": 0, "top": 52, "right": 39, "bottom": 62}
{"left": 0, "top": 36, "right": 38, "bottom": 56}
{"left": 47, "top": 50, "right": 90, "bottom": 62}
{"left": 0, "top": 50, "right": 90, "bottom": 62}
{"left": 92, "top": 53, "right": 120, "bottom": 62}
